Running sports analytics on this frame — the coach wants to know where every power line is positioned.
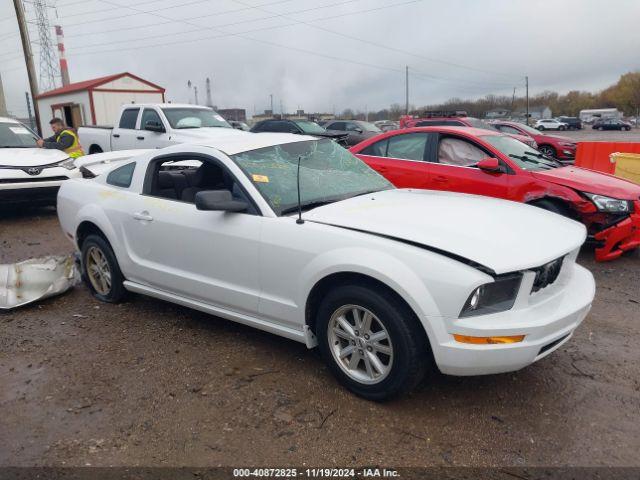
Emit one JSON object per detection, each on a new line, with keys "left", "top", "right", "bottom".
{"left": 61, "top": 0, "right": 204, "bottom": 19}
{"left": 66, "top": 0, "right": 421, "bottom": 79}
{"left": 230, "top": 0, "right": 520, "bottom": 84}
{"left": 61, "top": 0, "right": 303, "bottom": 28}
{"left": 65, "top": 0, "right": 379, "bottom": 50}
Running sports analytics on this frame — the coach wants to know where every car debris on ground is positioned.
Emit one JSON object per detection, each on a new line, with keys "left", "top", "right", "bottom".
{"left": 0, "top": 254, "right": 79, "bottom": 310}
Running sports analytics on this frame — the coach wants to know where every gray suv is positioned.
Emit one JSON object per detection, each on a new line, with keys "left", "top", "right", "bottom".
{"left": 323, "top": 120, "right": 382, "bottom": 146}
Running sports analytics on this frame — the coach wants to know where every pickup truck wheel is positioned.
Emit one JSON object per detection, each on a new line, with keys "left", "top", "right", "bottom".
{"left": 316, "top": 284, "right": 429, "bottom": 401}
{"left": 81, "top": 234, "right": 126, "bottom": 303}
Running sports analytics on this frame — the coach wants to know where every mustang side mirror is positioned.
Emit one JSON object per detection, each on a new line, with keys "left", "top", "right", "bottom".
{"left": 144, "top": 120, "right": 166, "bottom": 133}
{"left": 477, "top": 157, "right": 502, "bottom": 172}
{"left": 195, "top": 190, "right": 248, "bottom": 212}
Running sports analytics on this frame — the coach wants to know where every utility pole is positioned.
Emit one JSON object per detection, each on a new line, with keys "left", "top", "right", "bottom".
{"left": 405, "top": 66, "right": 409, "bottom": 115}
{"left": 32, "top": 0, "right": 59, "bottom": 92}
{"left": 194, "top": 86, "right": 199, "bottom": 105}
{"left": 269, "top": 94, "right": 274, "bottom": 114}
{"left": 25, "top": 92, "right": 34, "bottom": 129}
{"left": 525, "top": 76, "right": 529, "bottom": 126}
{"left": 0, "top": 73, "right": 7, "bottom": 116}
{"left": 14, "top": 0, "right": 42, "bottom": 135}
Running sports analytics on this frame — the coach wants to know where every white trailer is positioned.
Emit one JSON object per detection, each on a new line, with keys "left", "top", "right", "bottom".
{"left": 579, "top": 108, "right": 622, "bottom": 124}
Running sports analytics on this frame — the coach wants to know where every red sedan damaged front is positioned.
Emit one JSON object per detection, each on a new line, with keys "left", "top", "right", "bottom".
{"left": 350, "top": 126, "right": 640, "bottom": 262}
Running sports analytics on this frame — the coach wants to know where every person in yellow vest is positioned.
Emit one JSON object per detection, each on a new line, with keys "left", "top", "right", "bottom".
{"left": 36, "top": 117, "right": 85, "bottom": 158}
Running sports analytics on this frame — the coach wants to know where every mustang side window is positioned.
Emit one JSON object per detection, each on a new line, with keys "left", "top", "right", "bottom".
{"left": 106, "top": 162, "right": 136, "bottom": 188}
{"left": 438, "top": 137, "right": 487, "bottom": 167}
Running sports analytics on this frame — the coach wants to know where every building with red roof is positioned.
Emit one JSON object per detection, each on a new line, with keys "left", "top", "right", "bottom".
{"left": 36, "top": 72, "right": 165, "bottom": 133}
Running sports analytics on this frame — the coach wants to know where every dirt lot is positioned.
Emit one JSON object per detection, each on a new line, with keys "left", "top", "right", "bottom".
{"left": 1, "top": 206, "right": 639, "bottom": 468}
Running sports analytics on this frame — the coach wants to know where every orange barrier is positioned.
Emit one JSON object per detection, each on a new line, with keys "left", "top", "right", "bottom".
{"left": 575, "top": 142, "right": 640, "bottom": 174}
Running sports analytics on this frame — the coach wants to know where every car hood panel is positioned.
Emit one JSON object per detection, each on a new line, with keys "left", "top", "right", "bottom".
{"left": 532, "top": 166, "right": 640, "bottom": 200}
{"left": 0, "top": 148, "right": 69, "bottom": 167}
{"left": 303, "top": 189, "right": 586, "bottom": 274}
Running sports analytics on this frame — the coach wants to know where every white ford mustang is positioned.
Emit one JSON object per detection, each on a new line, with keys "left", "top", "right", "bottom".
{"left": 57, "top": 133, "right": 595, "bottom": 400}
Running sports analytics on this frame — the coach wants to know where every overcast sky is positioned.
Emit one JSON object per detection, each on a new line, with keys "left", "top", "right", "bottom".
{"left": 1, "top": 0, "right": 639, "bottom": 118}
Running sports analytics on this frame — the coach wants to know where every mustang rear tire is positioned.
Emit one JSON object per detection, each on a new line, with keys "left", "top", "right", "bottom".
{"left": 316, "top": 284, "right": 429, "bottom": 401}
{"left": 81, "top": 234, "right": 127, "bottom": 303}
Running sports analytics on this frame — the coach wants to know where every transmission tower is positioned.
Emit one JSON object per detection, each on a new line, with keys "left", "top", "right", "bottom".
{"left": 30, "top": 0, "right": 59, "bottom": 92}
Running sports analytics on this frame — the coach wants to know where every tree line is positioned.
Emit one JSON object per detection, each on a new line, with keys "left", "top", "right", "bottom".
{"left": 340, "top": 71, "right": 640, "bottom": 121}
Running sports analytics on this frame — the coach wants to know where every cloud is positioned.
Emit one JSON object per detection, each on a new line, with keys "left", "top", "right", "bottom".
{"left": 1, "top": 0, "right": 639, "bottom": 118}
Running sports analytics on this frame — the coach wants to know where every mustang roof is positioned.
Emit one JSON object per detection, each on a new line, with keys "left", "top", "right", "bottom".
{"left": 195, "top": 132, "right": 320, "bottom": 156}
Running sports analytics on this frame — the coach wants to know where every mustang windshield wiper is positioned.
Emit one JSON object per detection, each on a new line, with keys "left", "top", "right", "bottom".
{"left": 280, "top": 200, "right": 337, "bottom": 216}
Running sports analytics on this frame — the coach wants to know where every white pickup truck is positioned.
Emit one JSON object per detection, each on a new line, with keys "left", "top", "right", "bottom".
{"left": 79, "top": 103, "right": 248, "bottom": 154}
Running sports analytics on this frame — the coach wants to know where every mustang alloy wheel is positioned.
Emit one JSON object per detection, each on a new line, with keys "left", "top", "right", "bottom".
{"left": 81, "top": 234, "right": 127, "bottom": 303}
{"left": 327, "top": 304, "right": 393, "bottom": 385}
{"left": 316, "top": 284, "right": 430, "bottom": 401}
{"left": 86, "top": 246, "right": 112, "bottom": 295}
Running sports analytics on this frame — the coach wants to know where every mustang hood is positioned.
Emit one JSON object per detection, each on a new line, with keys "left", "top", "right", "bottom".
{"left": 303, "top": 189, "right": 587, "bottom": 274}
{"left": 0, "top": 148, "right": 68, "bottom": 167}
{"left": 532, "top": 166, "right": 640, "bottom": 200}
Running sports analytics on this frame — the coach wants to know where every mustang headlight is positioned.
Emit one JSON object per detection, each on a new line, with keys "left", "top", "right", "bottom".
{"left": 460, "top": 274, "right": 522, "bottom": 318}
{"left": 583, "top": 192, "right": 632, "bottom": 213}
{"left": 58, "top": 157, "right": 77, "bottom": 170}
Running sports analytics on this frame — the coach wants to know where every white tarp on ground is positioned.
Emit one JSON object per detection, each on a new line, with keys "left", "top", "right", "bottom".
{"left": 0, "top": 255, "right": 79, "bottom": 310}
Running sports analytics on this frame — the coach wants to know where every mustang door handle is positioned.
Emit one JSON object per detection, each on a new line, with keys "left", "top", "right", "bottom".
{"left": 112, "top": 134, "right": 120, "bottom": 138}
{"left": 136, "top": 136, "right": 145, "bottom": 140}
{"left": 132, "top": 211, "right": 153, "bottom": 222}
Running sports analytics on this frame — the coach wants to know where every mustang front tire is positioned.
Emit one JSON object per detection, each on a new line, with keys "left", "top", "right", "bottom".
{"left": 316, "top": 284, "right": 430, "bottom": 401}
{"left": 81, "top": 234, "right": 127, "bottom": 303}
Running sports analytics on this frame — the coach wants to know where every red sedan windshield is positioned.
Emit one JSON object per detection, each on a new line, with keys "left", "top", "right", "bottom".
{"left": 480, "top": 135, "right": 561, "bottom": 171}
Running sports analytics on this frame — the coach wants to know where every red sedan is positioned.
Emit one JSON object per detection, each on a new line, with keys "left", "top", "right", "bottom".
{"left": 350, "top": 126, "right": 640, "bottom": 261}
{"left": 491, "top": 120, "right": 577, "bottom": 163}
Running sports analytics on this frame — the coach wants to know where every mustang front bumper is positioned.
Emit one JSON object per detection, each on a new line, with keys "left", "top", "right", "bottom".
{"left": 432, "top": 263, "right": 595, "bottom": 376}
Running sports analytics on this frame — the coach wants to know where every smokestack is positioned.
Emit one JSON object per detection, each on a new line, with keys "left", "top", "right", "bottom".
{"left": 205, "top": 77, "right": 213, "bottom": 107}
{"left": 55, "top": 25, "right": 70, "bottom": 86}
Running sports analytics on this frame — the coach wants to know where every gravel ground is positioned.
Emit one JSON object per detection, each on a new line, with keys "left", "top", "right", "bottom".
{"left": 1, "top": 206, "right": 639, "bottom": 468}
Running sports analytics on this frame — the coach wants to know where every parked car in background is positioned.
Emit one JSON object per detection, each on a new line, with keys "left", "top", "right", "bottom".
{"left": 79, "top": 104, "right": 246, "bottom": 154}
{"left": 535, "top": 119, "right": 568, "bottom": 131}
{"left": 322, "top": 120, "right": 382, "bottom": 146}
{"left": 350, "top": 126, "right": 640, "bottom": 262}
{"left": 556, "top": 116, "right": 582, "bottom": 130}
{"left": 250, "top": 119, "right": 348, "bottom": 144}
{"left": 374, "top": 120, "right": 399, "bottom": 132}
{"left": 400, "top": 112, "right": 538, "bottom": 149}
{"left": 0, "top": 116, "right": 81, "bottom": 205}
{"left": 491, "top": 120, "right": 577, "bottom": 163}
{"left": 229, "top": 120, "right": 251, "bottom": 131}
{"left": 57, "top": 134, "right": 595, "bottom": 400}
{"left": 592, "top": 119, "right": 632, "bottom": 131}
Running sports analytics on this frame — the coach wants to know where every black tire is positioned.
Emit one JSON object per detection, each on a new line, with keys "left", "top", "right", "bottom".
{"left": 559, "top": 125, "right": 566, "bottom": 131}
{"left": 539, "top": 145, "right": 556, "bottom": 158}
{"left": 80, "top": 234, "right": 127, "bottom": 303}
{"left": 316, "top": 284, "right": 430, "bottom": 401}
{"left": 538, "top": 125, "right": 545, "bottom": 131}
{"left": 624, "top": 126, "right": 631, "bottom": 131}
{"left": 531, "top": 199, "right": 573, "bottom": 219}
